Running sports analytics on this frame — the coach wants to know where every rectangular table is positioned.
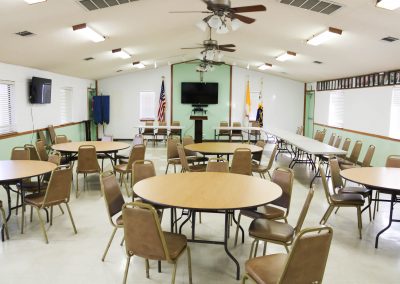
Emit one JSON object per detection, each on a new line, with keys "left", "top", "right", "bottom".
{"left": 133, "top": 125, "right": 184, "bottom": 140}
{"left": 214, "top": 126, "right": 262, "bottom": 142}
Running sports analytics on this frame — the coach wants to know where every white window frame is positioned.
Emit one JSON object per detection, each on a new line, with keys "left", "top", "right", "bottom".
{"left": 328, "top": 90, "right": 344, "bottom": 128}
{"left": 0, "top": 80, "right": 16, "bottom": 135}
{"left": 389, "top": 87, "right": 400, "bottom": 139}
{"left": 60, "top": 87, "right": 73, "bottom": 124}
{"left": 139, "top": 91, "right": 156, "bottom": 120}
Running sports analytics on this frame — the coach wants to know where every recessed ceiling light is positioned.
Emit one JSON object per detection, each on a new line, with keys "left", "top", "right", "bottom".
{"left": 376, "top": 0, "right": 400, "bottom": 10}
{"left": 276, "top": 51, "right": 296, "bottom": 62}
{"left": 307, "top": 27, "right": 342, "bottom": 46}
{"left": 258, "top": 63, "right": 272, "bottom": 70}
{"left": 24, "top": 0, "right": 46, "bottom": 4}
{"left": 112, "top": 48, "right": 131, "bottom": 59}
{"left": 72, "top": 23, "right": 105, "bottom": 43}
{"left": 132, "top": 61, "right": 145, "bottom": 69}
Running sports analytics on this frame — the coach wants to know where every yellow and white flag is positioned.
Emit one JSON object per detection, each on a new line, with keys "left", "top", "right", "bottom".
{"left": 245, "top": 80, "right": 251, "bottom": 117}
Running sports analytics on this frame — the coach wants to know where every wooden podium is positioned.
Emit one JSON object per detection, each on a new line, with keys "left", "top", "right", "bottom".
{"left": 190, "top": 115, "right": 207, "bottom": 143}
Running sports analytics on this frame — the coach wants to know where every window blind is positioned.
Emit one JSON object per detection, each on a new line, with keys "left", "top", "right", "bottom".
{"left": 389, "top": 87, "right": 400, "bottom": 139}
{"left": 60, "top": 87, "right": 73, "bottom": 123}
{"left": 328, "top": 90, "right": 344, "bottom": 128}
{"left": 0, "top": 81, "right": 15, "bottom": 135}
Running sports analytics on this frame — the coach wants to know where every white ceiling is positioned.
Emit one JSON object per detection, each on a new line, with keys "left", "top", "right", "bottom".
{"left": 1, "top": 0, "right": 399, "bottom": 82}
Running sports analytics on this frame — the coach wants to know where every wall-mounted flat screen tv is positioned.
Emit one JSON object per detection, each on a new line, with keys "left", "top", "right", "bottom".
{"left": 181, "top": 82, "right": 218, "bottom": 104}
{"left": 29, "top": 77, "right": 52, "bottom": 104}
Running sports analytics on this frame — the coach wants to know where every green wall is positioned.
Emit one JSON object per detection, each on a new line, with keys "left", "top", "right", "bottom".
{"left": 314, "top": 124, "right": 400, "bottom": 166}
{"left": 172, "top": 63, "right": 231, "bottom": 140}
{"left": 0, "top": 123, "right": 85, "bottom": 160}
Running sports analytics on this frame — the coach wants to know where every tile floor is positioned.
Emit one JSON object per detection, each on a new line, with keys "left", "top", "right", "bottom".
{"left": 1, "top": 143, "right": 399, "bottom": 283}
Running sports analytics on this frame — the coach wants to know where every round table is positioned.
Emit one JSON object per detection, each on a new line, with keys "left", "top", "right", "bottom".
{"left": 341, "top": 167, "right": 400, "bottom": 248}
{"left": 134, "top": 172, "right": 281, "bottom": 280}
{"left": 184, "top": 142, "right": 262, "bottom": 156}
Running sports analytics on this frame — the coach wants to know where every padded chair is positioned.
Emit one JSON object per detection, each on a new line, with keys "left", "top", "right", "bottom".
{"left": 338, "top": 140, "right": 363, "bottom": 169}
{"left": 24, "top": 144, "right": 40, "bottom": 160}
{"left": 1, "top": 200, "right": 9, "bottom": 241}
{"left": 47, "top": 125, "right": 57, "bottom": 144}
{"left": 76, "top": 145, "right": 102, "bottom": 198}
{"left": 177, "top": 144, "right": 207, "bottom": 173}
{"left": 216, "top": 121, "right": 230, "bottom": 141}
{"left": 165, "top": 138, "right": 182, "bottom": 174}
{"left": 252, "top": 144, "right": 278, "bottom": 179}
{"left": 230, "top": 148, "right": 252, "bottom": 175}
{"left": 36, "top": 140, "right": 49, "bottom": 161}
{"left": 251, "top": 140, "right": 266, "bottom": 165}
{"left": 121, "top": 202, "right": 192, "bottom": 284}
{"left": 169, "top": 121, "right": 182, "bottom": 140}
{"left": 250, "top": 121, "right": 261, "bottom": 141}
{"left": 117, "top": 134, "right": 144, "bottom": 162}
{"left": 319, "top": 164, "right": 364, "bottom": 239}
{"left": 235, "top": 167, "right": 294, "bottom": 246}
{"left": 37, "top": 130, "right": 46, "bottom": 143}
{"left": 341, "top": 144, "right": 375, "bottom": 170}
{"left": 11, "top": 146, "right": 30, "bottom": 160}
{"left": 247, "top": 186, "right": 314, "bottom": 256}
{"left": 327, "top": 133, "right": 336, "bottom": 146}
{"left": 230, "top": 122, "right": 243, "bottom": 142}
{"left": 206, "top": 157, "right": 229, "bottom": 173}
{"left": 333, "top": 135, "right": 342, "bottom": 148}
{"left": 100, "top": 171, "right": 125, "bottom": 261}
{"left": 156, "top": 121, "right": 168, "bottom": 144}
{"left": 142, "top": 121, "right": 155, "bottom": 145}
{"left": 132, "top": 160, "right": 157, "bottom": 198}
{"left": 97, "top": 135, "right": 114, "bottom": 171}
{"left": 114, "top": 144, "right": 146, "bottom": 196}
{"left": 182, "top": 135, "right": 208, "bottom": 164}
{"left": 55, "top": 135, "right": 69, "bottom": 144}
{"left": 21, "top": 165, "right": 77, "bottom": 243}
{"left": 242, "top": 226, "right": 333, "bottom": 284}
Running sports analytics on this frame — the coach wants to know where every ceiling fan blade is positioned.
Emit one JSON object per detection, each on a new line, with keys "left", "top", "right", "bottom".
{"left": 231, "top": 13, "right": 256, "bottom": 24}
{"left": 218, "top": 44, "right": 236, "bottom": 48}
{"left": 169, "top": 11, "right": 210, "bottom": 13}
{"left": 230, "top": 5, "right": 267, "bottom": 13}
{"left": 219, "top": 47, "right": 236, "bottom": 52}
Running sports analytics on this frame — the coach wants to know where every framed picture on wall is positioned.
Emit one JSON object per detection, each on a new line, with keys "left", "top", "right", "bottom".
{"left": 384, "top": 72, "right": 389, "bottom": 85}
{"left": 360, "top": 76, "right": 364, "bottom": 87}
{"left": 379, "top": 72, "right": 384, "bottom": 85}
{"left": 389, "top": 71, "right": 395, "bottom": 85}
{"left": 396, "top": 71, "right": 400, "bottom": 84}
{"left": 374, "top": 73, "right": 379, "bottom": 86}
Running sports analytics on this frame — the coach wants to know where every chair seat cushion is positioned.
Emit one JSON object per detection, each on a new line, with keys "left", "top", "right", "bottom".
{"left": 164, "top": 232, "right": 187, "bottom": 260}
{"left": 252, "top": 164, "right": 269, "bottom": 173}
{"left": 114, "top": 164, "right": 129, "bottom": 173}
{"left": 116, "top": 214, "right": 124, "bottom": 226}
{"left": 245, "top": 253, "right": 287, "bottom": 284}
{"left": 17, "top": 180, "right": 49, "bottom": 192}
{"left": 331, "top": 193, "right": 364, "bottom": 205}
{"left": 168, "top": 158, "right": 181, "bottom": 165}
{"left": 339, "top": 187, "right": 371, "bottom": 196}
{"left": 188, "top": 164, "right": 207, "bottom": 172}
{"left": 241, "top": 205, "right": 285, "bottom": 220}
{"left": 249, "top": 219, "right": 294, "bottom": 243}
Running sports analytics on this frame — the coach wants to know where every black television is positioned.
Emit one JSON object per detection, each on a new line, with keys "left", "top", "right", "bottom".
{"left": 29, "top": 77, "right": 52, "bottom": 104}
{"left": 181, "top": 82, "right": 218, "bottom": 104}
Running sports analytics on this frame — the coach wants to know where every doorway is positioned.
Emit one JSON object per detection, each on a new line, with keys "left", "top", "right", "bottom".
{"left": 304, "top": 90, "right": 315, "bottom": 138}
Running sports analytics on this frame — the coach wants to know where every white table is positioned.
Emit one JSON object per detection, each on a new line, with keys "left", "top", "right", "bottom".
{"left": 214, "top": 126, "right": 262, "bottom": 142}
{"left": 134, "top": 125, "right": 184, "bottom": 139}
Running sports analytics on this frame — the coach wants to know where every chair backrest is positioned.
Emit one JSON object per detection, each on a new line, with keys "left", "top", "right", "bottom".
{"left": 327, "top": 133, "right": 336, "bottom": 146}
{"left": 24, "top": 144, "right": 40, "bottom": 160}
{"left": 232, "top": 122, "right": 242, "bottom": 135}
{"left": 100, "top": 171, "right": 125, "bottom": 219}
{"left": 42, "top": 151, "right": 62, "bottom": 183}
{"left": 279, "top": 226, "right": 333, "bottom": 284}
{"left": 166, "top": 138, "right": 179, "bottom": 160}
{"left": 177, "top": 144, "right": 190, "bottom": 172}
{"left": 37, "top": 130, "right": 46, "bottom": 142}
{"left": 270, "top": 167, "right": 294, "bottom": 214}
{"left": 333, "top": 136, "right": 342, "bottom": 148}
{"left": 265, "top": 144, "right": 278, "bottom": 172}
{"left": 348, "top": 140, "right": 363, "bottom": 163}
{"left": 42, "top": 165, "right": 73, "bottom": 207}
{"left": 386, "top": 155, "right": 400, "bottom": 168}
{"left": 342, "top": 138, "right": 351, "bottom": 152}
{"left": 318, "top": 131, "right": 326, "bottom": 142}
{"left": 219, "top": 121, "right": 230, "bottom": 135}
{"left": 77, "top": 145, "right": 101, "bottom": 172}
{"left": 294, "top": 186, "right": 315, "bottom": 234}
{"left": 101, "top": 135, "right": 113, "bottom": 142}
{"left": 11, "top": 147, "right": 30, "bottom": 160}
{"left": 313, "top": 130, "right": 320, "bottom": 140}
{"left": 319, "top": 164, "right": 332, "bottom": 204}
{"left": 142, "top": 121, "right": 154, "bottom": 134}
{"left": 157, "top": 121, "right": 167, "bottom": 135}
{"left": 122, "top": 202, "right": 171, "bottom": 261}
{"left": 133, "top": 160, "right": 156, "bottom": 185}
{"left": 361, "top": 145, "right": 375, "bottom": 167}
{"left": 55, "top": 135, "right": 69, "bottom": 144}
{"left": 133, "top": 134, "right": 144, "bottom": 146}
{"left": 296, "top": 126, "right": 303, "bottom": 135}
{"left": 48, "top": 125, "right": 56, "bottom": 144}
{"left": 252, "top": 140, "right": 266, "bottom": 163}
{"left": 251, "top": 121, "right": 260, "bottom": 135}
{"left": 230, "top": 148, "right": 252, "bottom": 175}
{"left": 35, "top": 140, "right": 49, "bottom": 161}
{"left": 182, "top": 135, "right": 196, "bottom": 156}
{"left": 206, "top": 158, "right": 229, "bottom": 173}
{"left": 126, "top": 144, "right": 146, "bottom": 169}
{"left": 329, "top": 158, "right": 344, "bottom": 190}
{"left": 170, "top": 121, "right": 181, "bottom": 135}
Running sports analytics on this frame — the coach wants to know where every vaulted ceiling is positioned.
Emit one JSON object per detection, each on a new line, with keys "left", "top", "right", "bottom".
{"left": 1, "top": 0, "right": 399, "bottom": 82}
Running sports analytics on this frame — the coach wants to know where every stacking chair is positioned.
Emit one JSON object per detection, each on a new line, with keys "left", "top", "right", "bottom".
{"left": 333, "top": 135, "right": 342, "bottom": 148}
{"left": 21, "top": 165, "right": 77, "bottom": 244}
{"left": 76, "top": 145, "right": 102, "bottom": 198}
{"left": 100, "top": 171, "right": 125, "bottom": 261}
{"left": 11, "top": 146, "right": 30, "bottom": 160}
{"left": 117, "top": 134, "right": 144, "bottom": 163}
{"left": 47, "top": 125, "right": 57, "bottom": 144}
{"left": 132, "top": 160, "right": 156, "bottom": 198}
{"left": 242, "top": 226, "right": 333, "bottom": 284}
{"left": 142, "top": 121, "right": 155, "bottom": 145}
{"left": 156, "top": 121, "right": 168, "bottom": 144}
{"left": 182, "top": 135, "right": 208, "bottom": 164}
{"left": 1, "top": 200, "right": 9, "bottom": 241}
{"left": 24, "top": 144, "right": 40, "bottom": 160}
{"left": 114, "top": 144, "right": 146, "bottom": 196}
{"left": 216, "top": 121, "right": 230, "bottom": 141}
{"left": 247, "top": 186, "right": 314, "bottom": 256}
{"left": 230, "top": 148, "right": 252, "bottom": 175}
{"left": 341, "top": 144, "right": 375, "bottom": 170}
{"left": 177, "top": 144, "right": 207, "bottom": 172}
{"left": 230, "top": 122, "right": 243, "bottom": 142}
{"left": 55, "top": 134, "right": 69, "bottom": 144}
{"left": 97, "top": 135, "right": 114, "bottom": 170}
{"left": 122, "top": 202, "right": 192, "bottom": 284}
{"left": 37, "top": 130, "right": 46, "bottom": 142}
{"left": 338, "top": 140, "right": 363, "bottom": 169}
{"left": 327, "top": 133, "right": 336, "bottom": 146}
{"left": 169, "top": 121, "right": 182, "bottom": 140}
{"left": 36, "top": 140, "right": 49, "bottom": 161}
{"left": 235, "top": 167, "right": 294, "bottom": 246}
{"left": 165, "top": 138, "right": 181, "bottom": 174}
{"left": 249, "top": 121, "right": 261, "bottom": 141}
{"left": 319, "top": 164, "right": 364, "bottom": 239}
{"left": 206, "top": 157, "right": 229, "bottom": 173}
{"left": 251, "top": 140, "right": 266, "bottom": 165}
{"left": 252, "top": 144, "right": 278, "bottom": 179}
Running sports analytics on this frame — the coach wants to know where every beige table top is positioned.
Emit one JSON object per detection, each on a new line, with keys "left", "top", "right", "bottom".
{"left": 134, "top": 172, "right": 282, "bottom": 210}
{"left": 0, "top": 160, "right": 57, "bottom": 182}
{"left": 184, "top": 142, "right": 262, "bottom": 155}
{"left": 52, "top": 141, "right": 129, "bottom": 153}
{"left": 341, "top": 167, "right": 400, "bottom": 191}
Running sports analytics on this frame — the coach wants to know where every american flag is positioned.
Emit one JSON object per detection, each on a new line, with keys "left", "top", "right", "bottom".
{"left": 157, "top": 80, "right": 166, "bottom": 121}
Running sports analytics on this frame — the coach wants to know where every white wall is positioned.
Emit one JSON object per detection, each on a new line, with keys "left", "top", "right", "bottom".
{"left": 0, "top": 62, "right": 92, "bottom": 132}
{"left": 231, "top": 67, "right": 304, "bottom": 132}
{"left": 97, "top": 66, "right": 171, "bottom": 139}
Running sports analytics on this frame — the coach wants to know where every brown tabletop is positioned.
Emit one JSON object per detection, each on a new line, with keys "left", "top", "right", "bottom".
{"left": 184, "top": 142, "right": 262, "bottom": 155}
{"left": 0, "top": 160, "right": 57, "bottom": 182}
{"left": 51, "top": 141, "right": 129, "bottom": 153}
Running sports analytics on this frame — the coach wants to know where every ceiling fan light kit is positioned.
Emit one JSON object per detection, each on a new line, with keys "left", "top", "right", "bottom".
{"left": 307, "top": 27, "right": 342, "bottom": 46}
{"left": 72, "top": 23, "right": 105, "bottom": 43}
{"left": 276, "top": 51, "right": 296, "bottom": 62}
{"left": 376, "top": 0, "right": 400, "bottom": 10}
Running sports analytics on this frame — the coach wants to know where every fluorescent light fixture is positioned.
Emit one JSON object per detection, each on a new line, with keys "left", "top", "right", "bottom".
{"left": 376, "top": 0, "right": 400, "bottom": 10}
{"left": 307, "top": 27, "right": 342, "bottom": 46}
{"left": 24, "top": 0, "right": 46, "bottom": 4}
{"left": 132, "top": 61, "right": 145, "bottom": 69}
{"left": 258, "top": 63, "right": 272, "bottom": 70}
{"left": 276, "top": 51, "right": 296, "bottom": 62}
{"left": 112, "top": 48, "right": 131, "bottom": 59}
{"left": 196, "top": 20, "right": 208, "bottom": 32}
{"left": 72, "top": 23, "right": 105, "bottom": 43}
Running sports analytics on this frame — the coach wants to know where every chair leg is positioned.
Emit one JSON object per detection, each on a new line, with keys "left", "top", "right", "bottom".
{"left": 262, "top": 242, "right": 267, "bottom": 256}
{"left": 335, "top": 207, "right": 340, "bottom": 214}
{"left": 234, "top": 212, "right": 242, "bottom": 246}
{"left": 171, "top": 262, "right": 178, "bottom": 284}
{"left": 102, "top": 227, "right": 118, "bottom": 261}
{"left": 145, "top": 259, "right": 150, "bottom": 278}
{"left": 123, "top": 256, "right": 131, "bottom": 284}
{"left": 50, "top": 206, "right": 53, "bottom": 226}
{"left": 249, "top": 239, "right": 257, "bottom": 260}
{"left": 1, "top": 206, "right": 9, "bottom": 240}
{"left": 16, "top": 192, "right": 20, "bottom": 215}
{"left": 357, "top": 206, "right": 362, "bottom": 239}
{"left": 65, "top": 203, "right": 77, "bottom": 234}
{"left": 21, "top": 203, "right": 26, "bottom": 234}
{"left": 122, "top": 173, "right": 131, "bottom": 197}
{"left": 199, "top": 212, "right": 202, "bottom": 224}
{"left": 76, "top": 173, "right": 79, "bottom": 198}
{"left": 242, "top": 274, "right": 249, "bottom": 284}
{"left": 187, "top": 246, "right": 193, "bottom": 284}
{"left": 253, "top": 240, "right": 259, "bottom": 258}
{"left": 36, "top": 207, "right": 49, "bottom": 244}
{"left": 284, "top": 245, "right": 289, "bottom": 253}
{"left": 165, "top": 163, "right": 170, "bottom": 174}
{"left": 373, "top": 191, "right": 379, "bottom": 220}
{"left": 320, "top": 205, "right": 334, "bottom": 225}
{"left": 58, "top": 204, "right": 64, "bottom": 214}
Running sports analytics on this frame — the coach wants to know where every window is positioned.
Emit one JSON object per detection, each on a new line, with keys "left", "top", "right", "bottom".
{"left": 139, "top": 91, "right": 155, "bottom": 120}
{"left": 389, "top": 87, "right": 400, "bottom": 139}
{"left": 0, "top": 80, "right": 16, "bottom": 135}
{"left": 60, "top": 87, "right": 73, "bottom": 123}
{"left": 328, "top": 90, "right": 344, "bottom": 128}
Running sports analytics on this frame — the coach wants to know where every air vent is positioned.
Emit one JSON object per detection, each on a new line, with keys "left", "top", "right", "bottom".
{"left": 381, "top": 36, "right": 399, "bottom": 42}
{"left": 15, "top": 31, "right": 35, "bottom": 37}
{"left": 280, "top": 0, "right": 342, "bottom": 15}
{"left": 84, "top": 57, "right": 94, "bottom": 61}
{"left": 313, "top": 60, "right": 323, "bottom": 64}
{"left": 78, "top": 0, "right": 138, "bottom": 11}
